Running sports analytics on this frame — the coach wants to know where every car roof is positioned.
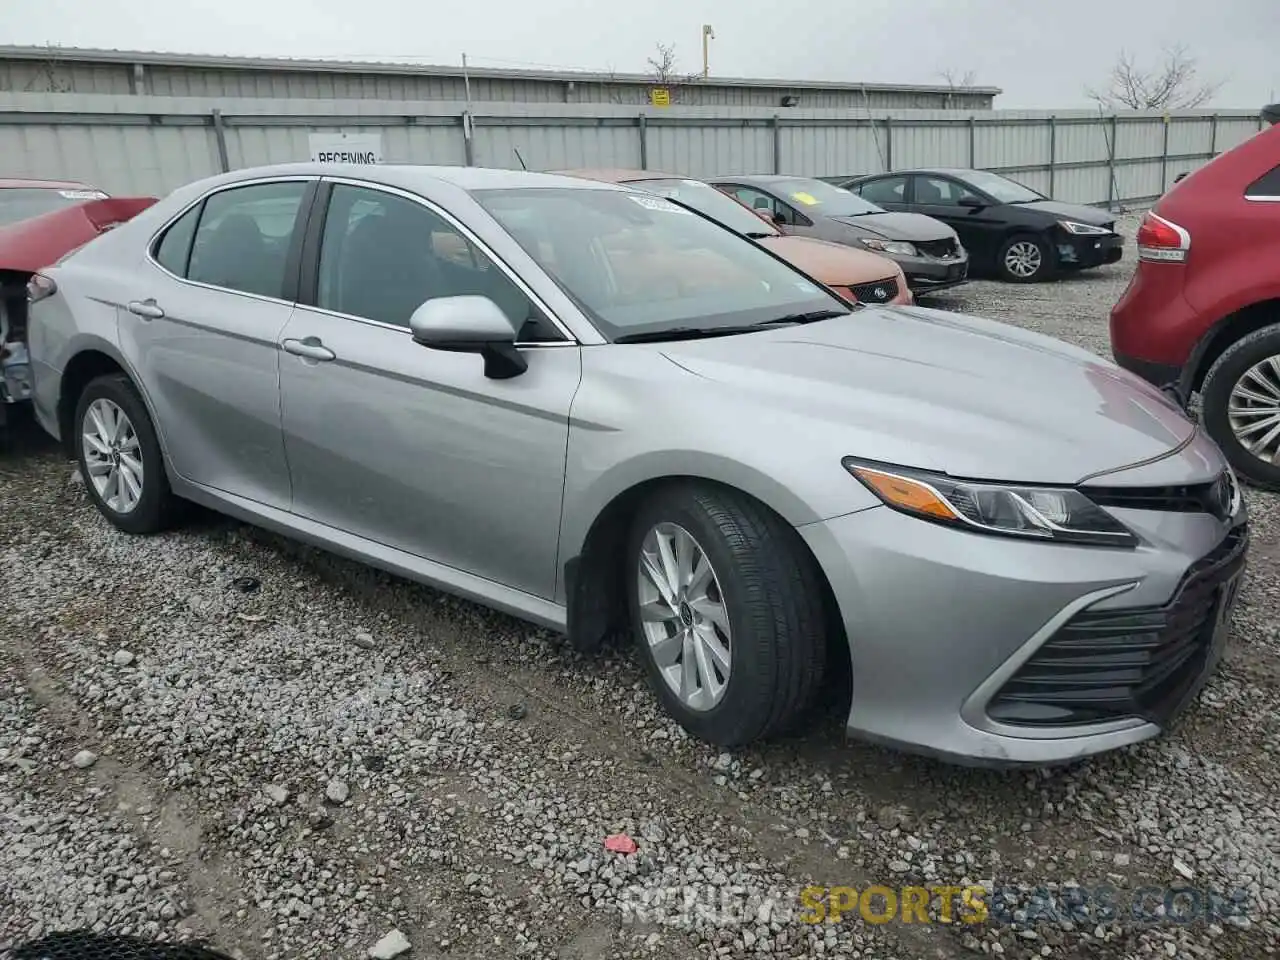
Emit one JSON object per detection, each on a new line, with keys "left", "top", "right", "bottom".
{"left": 709, "top": 174, "right": 813, "bottom": 186}
{"left": 0, "top": 177, "right": 98, "bottom": 190}
{"left": 858, "top": 168, "right": 980, "bottom": 179}
{"left": 182, "top": 163, "right": 623, "bottom": 195}
{"left": 553, "top": 168, "right": 688, "bottom": 184}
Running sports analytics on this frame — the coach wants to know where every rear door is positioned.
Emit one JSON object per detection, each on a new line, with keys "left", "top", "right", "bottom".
{"left": 276, "top": 179, "right": 580, "bottom": 599}
{"left": 123, "top": 177, "right": 314, "bottom": 510}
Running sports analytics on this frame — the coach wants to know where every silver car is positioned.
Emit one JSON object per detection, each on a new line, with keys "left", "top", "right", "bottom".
{"left": 709, "top": 174, "right": 970, "bottom": 296}
{"left": 25, "top": 163, "right": 1248, "bottom": 766}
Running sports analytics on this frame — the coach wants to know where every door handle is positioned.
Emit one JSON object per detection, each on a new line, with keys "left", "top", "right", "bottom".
{"left": 281, "top": 337, "right": 336, "bottom": 362}
{"left": 127, "top": 299, "right": 165, "bottom": 320}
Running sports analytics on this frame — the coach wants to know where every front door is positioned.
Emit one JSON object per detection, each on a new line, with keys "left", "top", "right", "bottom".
{"left": 277, "top": 181, "right": 581, "bottom": 600}
{"left": 121, "top": 178, "right": 312, "bottom": 510}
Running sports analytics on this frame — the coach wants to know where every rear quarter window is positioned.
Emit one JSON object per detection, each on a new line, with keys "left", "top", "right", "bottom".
{"left": 1245, "top": 163, "right": 1280, "bottom": 199}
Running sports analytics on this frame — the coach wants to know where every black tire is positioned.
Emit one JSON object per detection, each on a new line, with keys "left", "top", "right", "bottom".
{"left": 1201, "top": 324, "right": 1280, "bottom": 491}
{"left": 625, "top": 482, "right": 827, "bottom": 747}
{"left": 996, "top": 232, "right": 1055, "bottom": 283}
{"left": 73, "top": 373, "right": 183, "bottom": 534}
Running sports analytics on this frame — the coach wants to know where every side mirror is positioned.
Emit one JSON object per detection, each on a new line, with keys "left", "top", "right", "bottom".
{"left": 408, "top": 295, "right": 528, "bottom": 380}
{"left": 957, "top": 196, "right": 985, "bottom": 209}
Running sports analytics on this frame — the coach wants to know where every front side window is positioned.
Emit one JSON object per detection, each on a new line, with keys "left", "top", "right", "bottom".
{"left": 185, "top": 181, "right": 308, "bottom": 299}
{"left": 473, "top": 186, "right": 850, "bottom": 341}
{"left": 314, "top": 184, "right": 552, "bottom": 339}
{"left": 856, "top": 176, "right": 907, "bottom": 205}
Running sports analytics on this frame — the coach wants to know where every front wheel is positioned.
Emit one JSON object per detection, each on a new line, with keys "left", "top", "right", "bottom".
{"left": 997, "top": 233, "right": 1055, "bottom": 283}
{"left": 626, "top": 482, "right": 827, "bottom": 747}
{"left": 74, "top": 373, "right": 183, "bottom": 534}
{"left": 1201, "top": 324, "right": 1280, "bottom": 490}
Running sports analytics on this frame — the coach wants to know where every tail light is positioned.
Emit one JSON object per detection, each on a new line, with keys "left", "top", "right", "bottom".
{"left": 1136, "top": 212, "right": 1190, "bottom": 263}
{"left": 27, "top": 273, "right": 57, "bottom": 303}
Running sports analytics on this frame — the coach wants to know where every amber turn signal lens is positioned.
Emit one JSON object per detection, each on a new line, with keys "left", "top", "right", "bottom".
{"left": 846, "top": 466, "right": 959, "bottom": 520}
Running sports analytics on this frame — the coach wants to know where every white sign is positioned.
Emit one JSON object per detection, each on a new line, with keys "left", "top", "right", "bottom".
{"left": 308, "top": 132, "right": 383, "bottom": 165}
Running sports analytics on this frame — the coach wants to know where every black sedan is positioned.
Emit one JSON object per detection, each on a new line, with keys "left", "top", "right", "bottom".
{"left": 838, "top": 168, "right": 1123, "bottom": 283}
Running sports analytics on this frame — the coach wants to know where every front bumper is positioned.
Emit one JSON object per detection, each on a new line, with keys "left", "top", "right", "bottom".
{"left": 1057, "top": 232, "right": 1124, "bottom": 270}
{"left": 799, "top": 481, "right": 1246, "bottom": 767}
{"left": 892, "top": 253, "right": 969, "bottom": 295}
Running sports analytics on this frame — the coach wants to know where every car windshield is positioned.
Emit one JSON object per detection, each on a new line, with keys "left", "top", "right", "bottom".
{"left": 955, "top": 170, "right": 1044, "bottom": 204}
{"left": 0, "top": 187, "right": 108, "bottom": 227}
{"left": 473, "top": 186, "right": 848, "bottom": 341}
{"left": 625, "top": 177, "right": 780, "bottom": 237}
{"left": 768, "top": 177, "right": 885, "bottom": 217}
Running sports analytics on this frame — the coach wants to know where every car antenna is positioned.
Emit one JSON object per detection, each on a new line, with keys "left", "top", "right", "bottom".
{"left": 514, "top": 147, "right": 528, "bottom": 171}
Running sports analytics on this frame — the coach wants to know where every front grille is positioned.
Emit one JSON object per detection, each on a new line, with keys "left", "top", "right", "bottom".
{"left": 988, "top": 525, "right": 1248, "bottom": 728}
{"left": 1086, "top": 470, "right": 1237, "bottom": 519}
{"left": 849, "top": 278, "right": 899, "bottom": 304}
{"left": 915, "top": 238, "right": 960, "bottom": 260}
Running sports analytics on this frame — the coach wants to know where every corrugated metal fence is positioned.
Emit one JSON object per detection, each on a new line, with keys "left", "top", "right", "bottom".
{"left": 0, "top": 93, "right": 1265, "bottom": 207}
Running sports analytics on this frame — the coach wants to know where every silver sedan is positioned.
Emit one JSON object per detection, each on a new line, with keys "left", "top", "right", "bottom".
{"left": 25, "top": 163, "right": 1248, "bottom": 766}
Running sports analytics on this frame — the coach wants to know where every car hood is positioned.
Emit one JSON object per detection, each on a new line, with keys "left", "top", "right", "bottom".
{"left": 828, "top": 211, "right": 956, "bottom": 242}
{"left": 656, "top": 305, "right": 1195, "bottom": 484}
{"left": 756, "top": 235, "right": 898, "bottom": 285}
{"left": 0, "top": 196, "right": 158, "bottom": 274}
{"left": 1013, "top": 200, "right": 1115, "bottom": 227}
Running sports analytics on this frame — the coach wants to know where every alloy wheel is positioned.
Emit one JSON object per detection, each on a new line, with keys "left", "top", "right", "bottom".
{"left": 1004, "top": 240, "right": 1043, "bottom": 279}
{"left": 1228, "top": 356, "right": 1280, "bottom": 463}
{"left": 82, "top": 397, "right": 144, "bottom": 513}
{"left": 636, "top": 521, "right": 732, "bottom": 712}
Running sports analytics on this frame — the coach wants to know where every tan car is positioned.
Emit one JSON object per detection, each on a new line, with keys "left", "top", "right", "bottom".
{"left": 555, "top": 168, "right": 913, "bottom": 307}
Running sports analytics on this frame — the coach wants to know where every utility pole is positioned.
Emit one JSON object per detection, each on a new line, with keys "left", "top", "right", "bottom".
{"left": 702, "top": 25, "right": 715, "bottom": 78}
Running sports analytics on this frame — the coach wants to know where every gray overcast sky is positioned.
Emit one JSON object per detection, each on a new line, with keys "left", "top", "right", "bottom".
{"left": 3, "top": 0, "right": 1277, "bottom": 109}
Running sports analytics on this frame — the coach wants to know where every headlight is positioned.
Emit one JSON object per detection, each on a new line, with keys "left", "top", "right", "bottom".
{"left": 1058, "top": 220, "right": 1112, "bottom": 236}
{"left": 842, "top": 458, "right": 1138, "bottom": 547}
{"left": 859, "top": 238, "right": 919, "bottom": 257}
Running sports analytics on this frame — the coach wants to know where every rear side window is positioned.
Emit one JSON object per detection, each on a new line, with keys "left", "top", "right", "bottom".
{"left": 1246, "top": 164, "right": 1280, "bottom": 199}
{"left": 185, "top": 181, "right": 308, "bottom": 299}
{"left": 153, "top": 202, "right": 202, "bottom": 276}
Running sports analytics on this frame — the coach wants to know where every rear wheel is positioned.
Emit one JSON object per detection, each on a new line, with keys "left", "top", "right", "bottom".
{"left": 997, "top": 233, "right": 1055, "bottom": 283}
{"left": 74, "top": 374, "right": 183, "bottom": 534}
{"left": 1201, "top": 324, "right": 1280, "bottom": 490}
{"left": 625, "top": 482, "right": 827, "bottom": 747}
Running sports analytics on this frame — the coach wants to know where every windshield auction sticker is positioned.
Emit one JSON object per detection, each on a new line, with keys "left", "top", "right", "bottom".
{"left": 629, "top": 194, "right": 693, "bottom": 214}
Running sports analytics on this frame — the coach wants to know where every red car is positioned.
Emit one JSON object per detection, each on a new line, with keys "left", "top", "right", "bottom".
{"left": 0, "top": 179, "right": 157, "bottom": 430}
{"left": 1110, "top": 105, "right": 1280, "bottom": 487}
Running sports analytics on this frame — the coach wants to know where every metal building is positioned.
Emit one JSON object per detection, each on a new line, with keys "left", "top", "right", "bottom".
{"left": 0, "top": 45, "right": 1001, "bottom": 110}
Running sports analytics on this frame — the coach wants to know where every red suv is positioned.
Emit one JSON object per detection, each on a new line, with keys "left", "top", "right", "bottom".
{"left": 1110, "top": 105, "right": 1280, "bottom": 487}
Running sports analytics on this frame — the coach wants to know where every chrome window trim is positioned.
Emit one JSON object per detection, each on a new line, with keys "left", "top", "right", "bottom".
{"left": 288, "top": 300, "right": 578, "bottom": 349}
{"left": 1245, "top": 194, "right": 1280, "bottom": 203}
{"left": 318, "top": 176, "right": 580, "bottom": 345}
{"left": 143, "top": 175, "right": 316, "bottom": 309}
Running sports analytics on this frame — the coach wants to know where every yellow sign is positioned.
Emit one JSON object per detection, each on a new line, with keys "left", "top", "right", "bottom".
{"left": 791, "top": 191, "right": 819, "bottom": 206}
{"left": 650, "top": 87, "right": 671, "bottom": 108}
{"left": 799, "top": 885, "right": 988, "bottom": 925}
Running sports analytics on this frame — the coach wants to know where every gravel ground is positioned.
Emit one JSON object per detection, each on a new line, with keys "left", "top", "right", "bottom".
{"left": 3, "top": 209, "right": 1280, "bottom": 960}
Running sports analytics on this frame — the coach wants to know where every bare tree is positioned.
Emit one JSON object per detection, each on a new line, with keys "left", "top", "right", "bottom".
{"left": 1087, "top": 44, "right": 1222, "bottom": 110}
{"left": 938, "top": 67, "right": 978, "bottom": 90}
{"left": 646, "top": 42, "right": 701, "bottom": 104}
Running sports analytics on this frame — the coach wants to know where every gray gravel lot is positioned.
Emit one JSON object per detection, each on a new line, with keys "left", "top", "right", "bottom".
{"left": 3, "top": 209, "right": 1280, "bottom": 960}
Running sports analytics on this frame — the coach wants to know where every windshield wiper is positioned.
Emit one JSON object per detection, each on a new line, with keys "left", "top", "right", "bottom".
{"left": 614, "top": 325, "right": 762, "bottom": 344}
{"left": 756, "top": 309, "right": 851, "bottom": 327}
{"left": 744, "top": 231, "right": 775, "bottom": 239}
